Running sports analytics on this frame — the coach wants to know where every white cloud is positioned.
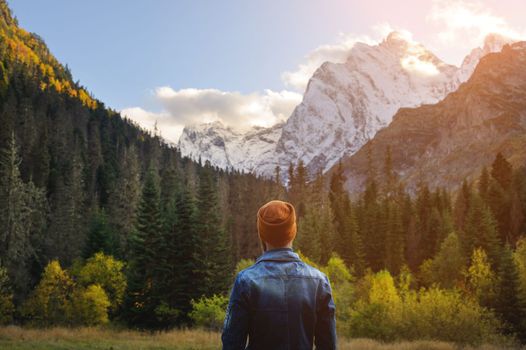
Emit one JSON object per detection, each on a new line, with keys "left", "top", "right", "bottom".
{"left": 121, "top": 88, "right": 301, "bottom": 143}
{"left": 428, "top": 0, "right": 524, "bottom": 48}
{"left": 120, "top": 107, "right": 184, "bottom": 144}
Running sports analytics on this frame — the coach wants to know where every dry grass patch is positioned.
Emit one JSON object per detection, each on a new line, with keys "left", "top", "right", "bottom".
{"left": 0, "top": 326, "right": 519, "bottom": 350}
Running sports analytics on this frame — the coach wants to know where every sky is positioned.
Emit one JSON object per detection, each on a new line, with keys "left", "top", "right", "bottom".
{"left": 9, "top": 0, "right": 526, "bottom": 142}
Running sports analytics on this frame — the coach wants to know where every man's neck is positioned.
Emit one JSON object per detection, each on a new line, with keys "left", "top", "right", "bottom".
{"left": 262, "top": 240, "right": 293, "bottom": 252}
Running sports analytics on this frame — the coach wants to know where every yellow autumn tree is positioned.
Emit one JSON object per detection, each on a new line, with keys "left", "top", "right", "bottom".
{"left": 21, "top": 260, "right": 74, "bottom": 326}
{"left": 75, "top": 252, "right": 126, "bottom": 313}
{"left": 68, "top": 284, "right": 110, "bottom": 326}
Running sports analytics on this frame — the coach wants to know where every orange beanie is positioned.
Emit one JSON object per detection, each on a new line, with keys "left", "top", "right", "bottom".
{"left": 257, "top": 200, "right": 297, "bottom": 247}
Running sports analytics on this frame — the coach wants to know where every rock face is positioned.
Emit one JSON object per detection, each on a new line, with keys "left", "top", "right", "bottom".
{"left": 178, "top": 33, "right": 512, "bottom": 179}
{"left": 338, "top": 42, "right": 526, "bottom": 195}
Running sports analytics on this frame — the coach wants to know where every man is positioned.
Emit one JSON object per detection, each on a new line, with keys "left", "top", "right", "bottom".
{"left": 222, "top": 200, "right": 337, "bottom": 350}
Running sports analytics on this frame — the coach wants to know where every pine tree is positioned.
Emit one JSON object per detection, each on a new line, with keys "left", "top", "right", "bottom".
{"left": 0, "top": 133, "right": 46, "bottom": 299}
{"left": 83, "top": 209, "right": 118, "bottom": 258}
{"left": 124, "top": 167, "right": 164, "bottom": 328}
{"left": 419, "top": 232, "right": 465, "bottom": 289}
{"left": 495, "top": 246, "right": 526, "bottom": 341}
{"left": 453, "top": 179, "right": 472, "bottom": 231}
{"left": 384, "top": 202, "right": 405, "bottom": 275}
{"left": 478, "top": 166, "right": 490, "bottom": 202}
{"left": 107, "top": 145, "right": 141, "bottom": 258}
{"left": 170, "top": 186, "right": 200, "bottom": 324}
{"left": 329, "top": 161, "right": 365, "bottom": 271}
{"left": 46, "top": 152, "right": 86, "bottom": 266}
{"left": 195, "top": 162, "right": 231, "bottom": 297}
{"left": 463, "top": 195, "right": 502, "bottom": 268}
{"left": 491, "top": 152, "right": 513, "bottom": 190}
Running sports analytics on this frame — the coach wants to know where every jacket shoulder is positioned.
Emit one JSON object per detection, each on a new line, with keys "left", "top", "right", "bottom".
{"left": 300, "top": 261, "right": 328, "bottom": 280}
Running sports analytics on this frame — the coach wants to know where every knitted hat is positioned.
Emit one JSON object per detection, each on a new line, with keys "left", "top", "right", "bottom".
{"left": 257, "top": 200, "right": 297, "bottom": 247}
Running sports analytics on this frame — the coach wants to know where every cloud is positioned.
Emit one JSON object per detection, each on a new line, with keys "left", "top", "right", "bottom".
{"left": 120, "top": 107, "right": 184, "bottom": 144}
{"left": 121, "top": 88, "right": 301, "bottom": 143}
{"left": 280, "top": 23, "right": 418, "bottom": 91}
{"left": 428, "top": 0, "right": 524, "bottom": 48}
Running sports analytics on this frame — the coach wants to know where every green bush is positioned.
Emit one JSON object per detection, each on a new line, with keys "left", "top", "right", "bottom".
{"left": 189, "top": 295, "right": 228, "bottom": 331}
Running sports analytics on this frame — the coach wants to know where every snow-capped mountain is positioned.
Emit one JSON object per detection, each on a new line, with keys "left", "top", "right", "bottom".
{"left": 339, "top": 41, "right": 526, "bottom": 195}
{"left": 178, "top": 32, "right": 512, "bottom": 178}
{"left": 178, "top": 120, "right": 283, "bottom": 173}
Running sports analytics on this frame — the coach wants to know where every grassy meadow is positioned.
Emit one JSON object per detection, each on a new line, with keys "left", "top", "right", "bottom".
{"left": 0, "top": 326, "right": 519, "bottom": 350}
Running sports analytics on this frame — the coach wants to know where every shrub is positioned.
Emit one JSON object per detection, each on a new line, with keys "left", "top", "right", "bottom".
{"left": 189, "top": 295, "right": 228, "bottom": 331}
{"left": 69, "top": 284, "right": 110, "bottom": 326}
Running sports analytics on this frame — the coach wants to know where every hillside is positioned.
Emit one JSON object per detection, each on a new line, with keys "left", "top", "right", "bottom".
{"left": 0, "top": 0, "right": 279, "bottom": 304}
{"left": 339, "top": 42, "right": 526, "bottom": 194}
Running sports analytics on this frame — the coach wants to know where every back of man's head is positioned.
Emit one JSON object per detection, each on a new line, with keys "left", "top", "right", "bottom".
{"left": 257, "top": 200, "right": 297, "bottom": 248}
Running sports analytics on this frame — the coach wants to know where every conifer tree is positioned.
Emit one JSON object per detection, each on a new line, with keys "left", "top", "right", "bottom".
{"left": 495, "top": 246, "right": 526, "bottom": 341}
{"left": 107, "top": 145, "right": 141, "bottom": 258}
{"left": 491, "top": 152, "right": 513, "bottom": 190}
{"left": 46, "top": 152, "right": 86, "bottom": 266}
{"left": 478, "top": 166, "right": 490, "bottom": 202}
{"left": 330, "top": 161, "right": 365, "bottom": 271}
{"left": 384, "top": 202, "right": 405, "bottom": 275}
{"left": 195, "top": 161, "right": 231, "bottom": 297}
{"left": 124, "top": 166, "right": 164, "bottom": 328}
{"left": 169, "top": 186, "right": 200, "bottom": 324}
{"left": 83, "top": 209, "right": 118, "bottom": 258}
{"left": 0, "top": 133, "right": 46, "bottom": 299}
{"left": 453, "top": 179, "right": 472, "bottom": 231}
{"left": 463, "top": 196, "right": 502, "bottom": 268}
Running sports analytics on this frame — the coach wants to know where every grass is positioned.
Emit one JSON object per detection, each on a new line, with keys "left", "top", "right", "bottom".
{"left": 0, "top": 326, "right": 518, "bottom": 350}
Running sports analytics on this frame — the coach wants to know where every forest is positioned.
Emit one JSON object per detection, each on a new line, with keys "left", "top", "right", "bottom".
{"left": 0, "top": 0, "right": 526, "bottom": 347}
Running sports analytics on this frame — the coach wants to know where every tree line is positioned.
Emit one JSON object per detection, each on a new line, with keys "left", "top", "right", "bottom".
{"left": 288, "top": 150, "right": 526, "bottom": 343}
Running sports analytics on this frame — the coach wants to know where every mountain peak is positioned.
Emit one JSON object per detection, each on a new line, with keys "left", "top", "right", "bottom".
{"left": 385, "top": 31, "right": 412, "bottom": 43}
{"left": 483, "top": 33, "right": 514, "bottom": 52}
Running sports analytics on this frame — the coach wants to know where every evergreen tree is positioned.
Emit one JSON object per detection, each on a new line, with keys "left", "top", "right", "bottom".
{"left": 124, "top": 167, "right": 164, "bottom": 328}
{"left": 330, "top": 161, "right": 365, "bottom": 272}
{"left": 0, "top": 133, "right": 46, "bottom": 299}
{"left": 83, "top": 209, "right": 118, "bottom": 258}
{"left": 478, "top": 166, "right": 490, "bottom": 202}
{"left": 169, "top": 186, "right": 200, "bottom": 325}
{"left": 46, "top": 152, "right": 86, "bottom": 266}
{"left": 491, "top": 152, "right": 513, "bottom": 190}
{"left": 384, "top": 202, "right": 405, "bottom": 275}
{"left": 419, "top": 232, "right": 465, "bottom": 289}
{"left": 107, "top": 145, "right": 141, "bottom": 258}
{"left": 195, "top": 162, "right": 231, "bottom": 297}
{"left": 463, "top": 196, "right": 502, "bottom": 268}
{"left": 495, "top": 246, "right": 526, "bottom": 341}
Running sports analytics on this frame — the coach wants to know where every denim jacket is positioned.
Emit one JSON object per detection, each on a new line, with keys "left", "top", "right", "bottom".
{"left": 222, "top": 248, "right": 337, "bottom": 350}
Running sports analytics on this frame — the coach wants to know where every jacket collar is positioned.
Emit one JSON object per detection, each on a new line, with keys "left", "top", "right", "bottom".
{"left": 256, "top": 248, "right": 301, "bottom": 263}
